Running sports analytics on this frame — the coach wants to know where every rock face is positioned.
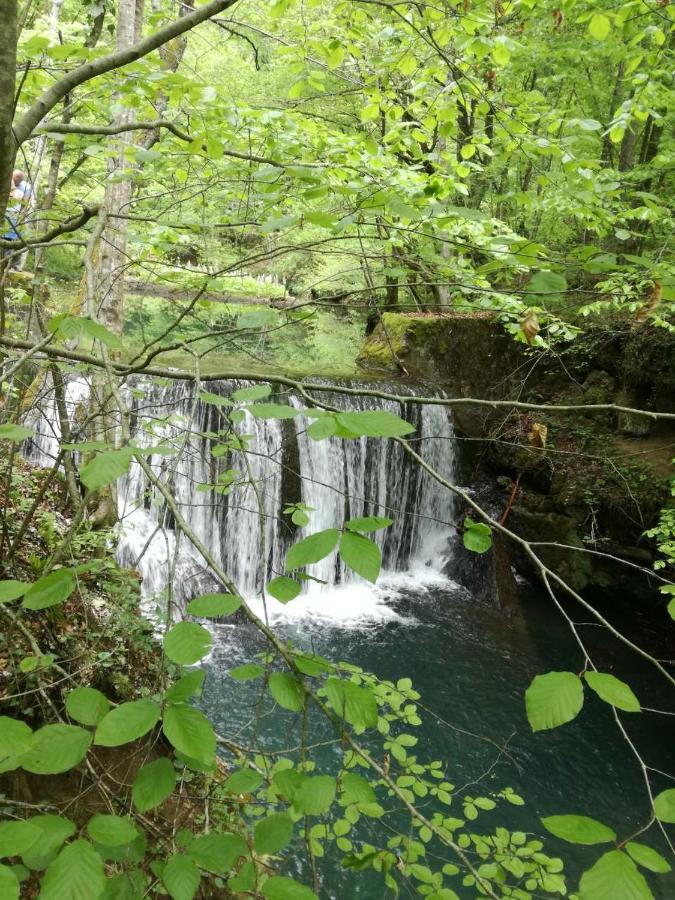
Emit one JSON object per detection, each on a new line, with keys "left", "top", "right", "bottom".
{"left": 358, "top": 313, "right": 674, "bottom": 595}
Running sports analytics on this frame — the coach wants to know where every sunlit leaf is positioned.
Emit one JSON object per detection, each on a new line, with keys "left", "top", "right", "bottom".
{"left": 285, "top": 529, "right": 340, "bottom": 571}
{"left": 579, "top": 850, "right": 651, "bottom": 900}
{"left": 162, "top": 705, "right": 215, "bottom": 766}
{"left": 65, "top": 687, "right": 110, "bottom": 726}
{"left": 164, "top": 621, "right": 212, "bottom": 665}
{"left": 584, "top": 672, "right": 640, "bottom": 713}
{"left": 94, "top": 700, "right": 161, "bottom": 747}
{"left": 20, "top": 724, "right": 91, "bottom": 774}
{"left": 525, "top": 671, "right": 584, "bottom": 732}
{"left": 541, "top": 814, "right": 615, "bottom": 845}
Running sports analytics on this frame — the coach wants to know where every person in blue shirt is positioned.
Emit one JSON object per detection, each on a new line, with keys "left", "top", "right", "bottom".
{"left": 3, "top": 170, "right": 33, "bottom": 269}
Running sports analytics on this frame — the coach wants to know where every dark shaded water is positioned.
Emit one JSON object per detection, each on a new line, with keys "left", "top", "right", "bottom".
{"left": 199, "top": 573, "right": 675, "bottom": 898}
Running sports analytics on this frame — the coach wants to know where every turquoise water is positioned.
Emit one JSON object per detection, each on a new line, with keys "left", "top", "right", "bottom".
{"left": 199, "top": 574, "right": 675, "bottom": 898}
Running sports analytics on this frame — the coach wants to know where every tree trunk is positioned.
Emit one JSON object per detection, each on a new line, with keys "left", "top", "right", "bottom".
{"left": 0, "top": 1, "right": 18, "bottom": 231}
{"left": 94, "top": 0, "right": 145, "bottom": 336}
{"left": 89, "top": 0, "right": 145, "bottom": 528}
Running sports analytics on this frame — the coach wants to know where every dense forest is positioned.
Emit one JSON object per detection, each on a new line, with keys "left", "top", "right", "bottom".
{"left": 0, "top": 1, "right": 673, "bottom": 898}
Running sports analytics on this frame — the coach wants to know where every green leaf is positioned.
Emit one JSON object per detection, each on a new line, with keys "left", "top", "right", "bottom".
{"left": 20, "top": 724, "right": 91, "bottom": 774}
{"left": 0, "top": 717, "right": 33, "bottom": 765}
{"left": 262, "top": 876, "right": 318, "bottom": 900}
{"left": 0, "top": 424, "right": 33, "bottom": 442}
{"left": 187, "top": 833, "right": 247, "bottom": 873}
{"left": 165, "top": 670, "right": 206, "bottom": 702}
{"left": 132, "top": 758, "right": 176, "bottom": 812}
{"left": 626, "top": 842, "right": 671, "bottom": 874}
{"left": 588, "top": 13, "right": 611, "bottom": 41}
{"left": 162, "top": 854, "right": 200, "bottom": 900}
{"left": 94, "top": 699, "right": 161, "bottom": 746}
{"left": 267, "top": 576, "right": 301, "bottom": 603}
{"left": 229, "top": 860, "right": 255, "bottom": 892}
{"left": 20, "top": 815, "right": 75, "bottom": 870}
{"left": 186, "top": 593, "right": 241, "bottom": 617}
{"left": 249, "top": 404, "right": 300, "bottom": 420}
{"left": 335, "top": 410, "right": 414, "bottom": 438}
{"left": 269, "top": 672, "right": 304, "bottom": 711}
{"left": 164, "top": 621, "right": 212, "bottom": 665}
{"left": 223, "top": 768, "right": 264, "bottom": 794}
{"left": 324, "top": 678, "right": 377, "bottom": 728}
{"left": 653, "top": 788, "right": 675, "bottom": 823}
{"left": 667, "top": 598, "right": 675, "bottom": 621}
{"left": 526, "top": 270, "right": 568, "bottom": 297}
{"left": 162, "top": 705, "right": 215, "bottom": 766}
{"left": 65, "top": 687, "right": 110, "bottom": 726}
{"left": 0, "top": 864, "right": 19, "bottom": 900}
{"left": 609, "top": 125, "right": 625, "bottom": 144}
{"left": 39, "top": 840, "right": 106, "bottom": 900}
{"left": 229, "top": 663, "right": 265, "bottom": 681}
{"left": 260, "top": 215, "right": 298, "bottom": 234}
{"left": 49, "top": 314, "right": 122, "bottom": 349}
{"left": 232, "top": 384, "right": 272, "bottom": 402}
{"left": 462, "top": 518, "right": 492, "bottom": 554}
{"left": 80, "top": 449, "right": 134, "bottom": 491}
{"left": 255, "top": 813, "right": 294, "bottom": 855}
{"left": 307, "top": 417, "right": 337, "bottom": 441}
{"left": 0, "top": 821, "right": 41, "bottom": 857}
{"left": 579, "top": 850, "right": 651, "bottom": 900}
{"left": 341, "top": 772, "right": 376, "bottom": 805}
{"left": 198, "top": 390, "right": 232, "bottom": 407}
{"left": 0, "top": 580, "right": 29, "bottom": 603}
{"left": 260, "top": 875, "right": 318, "bottom": 900}
{"left": 541, "top": 815, "right": 616, "bottom": 845}
{"left": 584, "top": 672, "right": 640, "bottom": 712}
{"left": 345, "top": 516, "right": 393, "bottom": 533}
{"left": 22, "top": 569, "right": 76, "bottom": 610}
{"left": 285, "top": 529, "right": 340, "bottom": 571}
{"left": 339, "top": 531, "right": 381, "bottom": 583}
{"left": 87, "top": 815, "right": 137, "bottom": 847}
{"left": 100, "top": 871, "right": 145, "bottom": 899}
{"left": 492, "top": 43, "right": 510, "bottom": 66}
{"left": 293, "top": 775, "right": 336, "bottom": 816}
{"left": 305, "top": 211, "right": 336, "bottom": 229}
{"left": 525, "top": 671, "right": 584, "bottom": 732}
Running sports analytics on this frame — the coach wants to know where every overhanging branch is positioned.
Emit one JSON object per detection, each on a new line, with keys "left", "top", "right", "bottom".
{"left": 0, "top": 335, "right": 673, "bottom": 421}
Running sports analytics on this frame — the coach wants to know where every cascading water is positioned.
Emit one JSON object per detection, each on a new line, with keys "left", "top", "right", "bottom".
{"left": 24, "top": 376, "right": 458, "bottom": 622}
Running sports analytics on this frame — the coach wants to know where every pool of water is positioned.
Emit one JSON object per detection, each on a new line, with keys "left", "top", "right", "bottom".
{"left": 199, "top": 571, "right": 675, "bottom": 898}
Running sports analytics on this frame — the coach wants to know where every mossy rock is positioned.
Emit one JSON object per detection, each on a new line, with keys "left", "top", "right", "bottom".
{"left": 6, "top": 270, "right": 34, "bottom": 291}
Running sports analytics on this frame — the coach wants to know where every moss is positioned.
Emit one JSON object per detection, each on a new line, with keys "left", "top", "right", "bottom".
{"left": 6, "top": 270, "right": 33, "bottom": 290}
{"left": 358, "top": 312, "right": 491, "bottom": 373}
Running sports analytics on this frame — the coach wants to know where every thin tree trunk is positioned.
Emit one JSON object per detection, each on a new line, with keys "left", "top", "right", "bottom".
{"left": 0, "top": 1, "right": 18, "bottom": 230}
{"left": 0, "top": 0, "right": 18, "bottom": 336}
{"left": 95, "top": 0, "right": 145, "bottom": 337}
{"left": 602, "top": 61, "right": 624, "bottom": 166}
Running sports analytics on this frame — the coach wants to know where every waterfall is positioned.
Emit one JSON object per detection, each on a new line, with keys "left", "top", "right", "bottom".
{"left": 23, "top": 377, "right": 458, "bottom": 617}
{"left": 23, "top": 376, "right": 90, "bottom": 468}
